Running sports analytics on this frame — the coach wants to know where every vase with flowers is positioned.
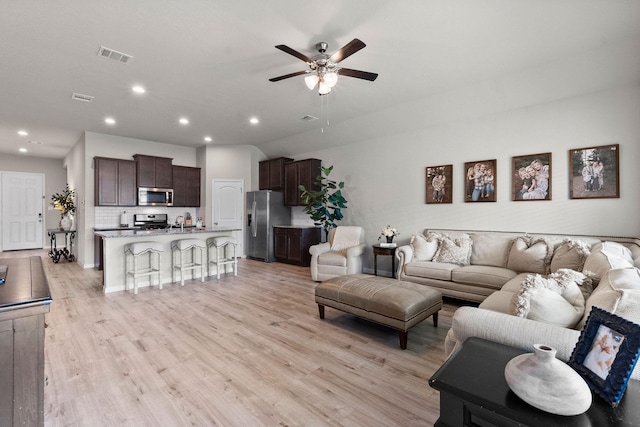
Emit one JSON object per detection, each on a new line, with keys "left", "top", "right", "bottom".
{"left": 51, "top": 184, "right": 76, "bottom": 230}
{"left": 378, "top": 225, "right": 399, "bottom": 244}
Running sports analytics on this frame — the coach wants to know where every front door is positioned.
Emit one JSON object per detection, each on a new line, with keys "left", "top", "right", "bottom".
{"left": 1, "top": 172, "right": 44, "bottom": 250}
{"left": 212, "top": 179, "right": 244, "bottom": 255}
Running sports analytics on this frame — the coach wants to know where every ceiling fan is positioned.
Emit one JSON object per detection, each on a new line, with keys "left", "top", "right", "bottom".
{"left": 269, "top": 38, "right": 378, "bottom": 95}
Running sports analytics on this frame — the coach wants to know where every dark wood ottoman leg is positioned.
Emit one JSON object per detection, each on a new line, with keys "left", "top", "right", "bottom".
{"left": 399, "top": 330, "right": 408, "bottom": 350}
{"left": 433, "top": 312, "right": 438, "bottom": 327}
{"left": 318, "top": 304, "right": 325, "bottom": 319}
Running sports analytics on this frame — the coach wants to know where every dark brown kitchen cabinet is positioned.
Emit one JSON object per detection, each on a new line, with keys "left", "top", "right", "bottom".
{"left": 284, "top": 158, "right": 322, "bottom": 206}
{"left": 274, "top": 226, "right": 321, "bottom": 266}
{"left": 172, "top": 165, "right": 201, "bottom": 207}
{"left": 133, "top": 154, "right": 173, "bottom": 188}
{"left": 259, "top": 157, "right": 292, "bottom": 190}
{"left": 94, "top": 157, "right": 137, "bottom": 206}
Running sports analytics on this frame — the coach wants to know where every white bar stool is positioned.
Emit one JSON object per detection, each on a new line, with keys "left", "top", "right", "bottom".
{"left": 124, "top": 241, "right": 164, "bottom": 295}
{"left": 207, "top": 236, "right": 238, "bottom": 279}
{"left": 171, "top": 239, "right": 206, "bottom": 286}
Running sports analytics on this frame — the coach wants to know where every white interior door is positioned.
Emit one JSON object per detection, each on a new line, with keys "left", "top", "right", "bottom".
{"left": 1, "top": 172, "right": 44, "bottom": 251}
{"left": 212, "top": 179, "right": 244, "bottom": 255}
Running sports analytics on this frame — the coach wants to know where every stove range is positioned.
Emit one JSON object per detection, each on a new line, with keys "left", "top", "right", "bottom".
{"left": 133, "top": 213, "right": 168, "bottom": 229}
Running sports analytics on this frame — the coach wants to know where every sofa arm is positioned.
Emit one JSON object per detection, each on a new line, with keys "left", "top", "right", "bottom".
{"left": 309, "top": 242, "right": 331, "bottom": 256}
{"left": 395, "top": 244, "right": 413, "bottom": 277}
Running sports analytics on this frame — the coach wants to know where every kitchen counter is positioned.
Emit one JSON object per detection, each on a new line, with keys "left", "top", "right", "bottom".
{"left": 95, "top": 227, "right": 241, "bottom": 293}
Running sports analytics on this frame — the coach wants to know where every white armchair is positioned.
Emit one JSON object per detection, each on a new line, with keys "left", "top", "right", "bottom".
{"left": 309, "top": 226, "right": 366, "bottom": 282}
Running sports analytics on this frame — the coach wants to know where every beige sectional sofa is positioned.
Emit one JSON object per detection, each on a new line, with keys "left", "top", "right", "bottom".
{"left": 396, "top": 228, "right": 640, "bottom": 379}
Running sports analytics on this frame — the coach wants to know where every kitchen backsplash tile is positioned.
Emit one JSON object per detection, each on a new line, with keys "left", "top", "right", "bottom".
{"left": 95, "top": 206, "right": 201, "bottom": 228}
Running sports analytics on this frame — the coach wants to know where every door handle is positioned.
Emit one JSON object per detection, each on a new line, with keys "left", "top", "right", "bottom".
{"left": 38, "top": 212, "right": 42, "bottom": 222}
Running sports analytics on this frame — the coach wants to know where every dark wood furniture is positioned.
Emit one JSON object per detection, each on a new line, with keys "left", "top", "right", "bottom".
{"left": 48, "top": 229, "right": 76, "bottom": 263}
{"left": 274, "top": 226, "right": 321, "bottom": 266}
{"left": 429, "top": 337, "right": 640, "bottom": 427}
{"left": 372, "top": 244, "right": 397, "bottom": 277}
{"left": 0, "top": 257, "right": 51, "bottom": 426}
{"left": 94, "top": 157, "right": 137, "bottom": 206}
{"left": 133, "top": 154, "right": 173, "bottom": 188}
{"left": 284, "top": 158, "right": 322, "bottom": 206}
{"left": 259, "top": 157, "right": 292, "bottom": 190}
{"left": 172, "top": 165, "right": 201, "bottom": 207}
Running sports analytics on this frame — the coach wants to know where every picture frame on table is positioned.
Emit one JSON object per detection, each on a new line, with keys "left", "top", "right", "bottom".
{"left": 464, "top": 159, "right": 496, "bottom": 202}
{"left": 569, "top": 144, "right": 619, "bottom": 199}
{"left": 426, "top": 165, "right": 452, "bottom": 204}
{"left": 511, "top": 153, "right": 551, "bottom": 201}
{"left": 568, "top": 307, "right": 640, "bottom": 407}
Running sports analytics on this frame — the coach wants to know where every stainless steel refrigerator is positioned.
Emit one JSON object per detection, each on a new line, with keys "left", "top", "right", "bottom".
{"left": 246, "top": 190, "right": 291, "bottom": 262}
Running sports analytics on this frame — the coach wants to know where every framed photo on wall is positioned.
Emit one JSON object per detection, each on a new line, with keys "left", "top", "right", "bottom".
{"left": 569, "top": 307, "right": 640, "bottom": 407}
{"left": 512, "top": 153, "right": 552, "bottom": 201}
{"left": 569, "top": 144, "right": 620, "bottom": 199}
{"left": 426, "top": 165, "right": 452, "bottom": 204}
{"left": 464, "top": 159, "right": 496, "bottom": 202}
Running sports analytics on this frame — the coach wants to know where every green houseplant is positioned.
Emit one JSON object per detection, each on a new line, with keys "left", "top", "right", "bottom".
{"left": 299, "top": 165, "right": 348, "bottom": 240}
{"left": 51, "top": 184, "right": 76, "bottom": 230}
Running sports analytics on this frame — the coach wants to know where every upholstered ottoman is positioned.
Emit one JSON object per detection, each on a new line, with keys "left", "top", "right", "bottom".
{"left": 315, "top": 274, "right": 443, "bottom": 349}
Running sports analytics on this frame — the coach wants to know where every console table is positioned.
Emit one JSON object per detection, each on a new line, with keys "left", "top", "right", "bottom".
{"left": 429, "top": 337, "right": 639, "bottom": 426}
{"left": 0, "top": 256, "right": 51, "bottom": 426}
{"left": 48, "top": 229, "right": 76, "bottom": 263}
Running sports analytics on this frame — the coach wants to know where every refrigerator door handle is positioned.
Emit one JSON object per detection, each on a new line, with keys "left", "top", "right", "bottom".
{"left": 251, "top": 200, "right": 257, "bottom": 237}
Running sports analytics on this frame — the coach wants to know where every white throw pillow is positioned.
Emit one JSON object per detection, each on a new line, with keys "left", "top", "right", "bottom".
{"left": 507, "top": 236, "right": 552, "bottom": 274}
{"left": 512, "top": 268, "right": 590, "bottom": 328}
{"left": 433, "top": 234, "right": 472, "bottom": 266}
{"left": 584, "top": 242, "right": 634, "bottom": 282}
{"left": 410, "top": 234, "right": 439, "bottom": 261}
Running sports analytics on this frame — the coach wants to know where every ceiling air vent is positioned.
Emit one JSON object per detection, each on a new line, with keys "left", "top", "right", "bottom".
{"left": 97, "top": 46, "right": 132, "bottom": 63}
{"left": 301, "top": 115, "right": 319, "bottom": 121}
{"left": 71, "top": 93, "right": 94, "bottom": 102}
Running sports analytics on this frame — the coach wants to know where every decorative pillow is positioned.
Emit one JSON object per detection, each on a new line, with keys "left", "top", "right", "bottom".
{"left": 583, "top": 242, "right": 634, "bottom": 282}
{"left": 433, "top": 234, "right": 472, "bottom": 266}
{"left": 550, "top": 239, "right": 592, "bottom": 273}
{"left": 410, "top": 234, "right": 439, "bottom": 261}
{"left": 506, "top": 236, "right": 552, "bottom": 274}
{"left": 512, "top": 268, "right": 590, "bottom": 328}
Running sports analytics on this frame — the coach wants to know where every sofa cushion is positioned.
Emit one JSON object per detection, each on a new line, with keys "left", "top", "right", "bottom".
{"left": 512, "top": 269, "right": 589, "bottom": 328}
{"left": 433, "top": 234, "right": 472, "bottom": 266}
{"left": 410, "top": 233, "right": 439, "bottom": 261}
{"left": 583, "top": 242, "right": 635, "bottom": 281}
{"left": 452, "top": 265, "right": 517, "bottom": 289}
{"left": 507, "top": 236, "right": 552, "bottom": 274}
{"left": 317, "top": 251, "right": 347, "bottom": 267}
{"left": 479, "top": 290, "right": 515, "bottom": 314}
{"left": 550, "top": 239, "right": 592, "bottom": 273}
{"left": 470, "top": 233, "right": 513, "bottom": 268}
{"left": 404, "top": 261, "right": 456, "bottom": 281}
{"left": 579, "top": 267, "right": 640, "bottom": 329}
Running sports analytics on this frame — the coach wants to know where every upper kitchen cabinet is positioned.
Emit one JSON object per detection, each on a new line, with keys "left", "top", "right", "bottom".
{"left": 133, "top": 154, "right": 173, "bottom": 188}
{"left": 284, "top": 158, "right": 322, "bottom": 206}
{"left": 259, "top": 157, "right": 293, "bottom": 190}
{"left": 94, "top": 157, "right": 137, "bottom": 206}
{"left": 172, "top": 165, "right": 201, "bottom": 207}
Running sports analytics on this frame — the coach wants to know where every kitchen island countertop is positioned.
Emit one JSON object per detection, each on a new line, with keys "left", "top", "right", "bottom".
{"left": 95, "top": 226, "right": 238, "bottom": 238}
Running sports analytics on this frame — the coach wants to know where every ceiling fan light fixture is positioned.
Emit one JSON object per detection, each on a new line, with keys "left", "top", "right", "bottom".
{"left": 324, "top": 71, "right": 338, "bottom": 88}
{"left": 318, "top": 81, "right": 331, "bottom": 95}
{"left": 305, "top": 74, "right": 319, "bottom": 90}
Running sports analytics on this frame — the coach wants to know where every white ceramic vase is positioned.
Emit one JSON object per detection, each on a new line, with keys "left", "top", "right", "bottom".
{"left": 60, "top": 214, "right": 73, "bottom": 231}
{"left": 504, "top": 344, "right": 592, "bottom": 416}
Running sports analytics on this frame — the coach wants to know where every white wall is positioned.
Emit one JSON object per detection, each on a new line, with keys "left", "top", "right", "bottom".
{"left": 285, "top": 85, "right": 640, "bottom": 271}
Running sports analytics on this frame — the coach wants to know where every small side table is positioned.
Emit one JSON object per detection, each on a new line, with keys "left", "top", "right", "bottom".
{"left": 372, "top": 244, "right": 397, "bottom": 277}
{"left": 48, "top": 229, "right": 76, "bottom": 263}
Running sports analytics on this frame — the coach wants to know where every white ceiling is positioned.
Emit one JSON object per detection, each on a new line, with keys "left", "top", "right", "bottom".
{"left": 1, "top": 0, "right": 639, "bottom": 159}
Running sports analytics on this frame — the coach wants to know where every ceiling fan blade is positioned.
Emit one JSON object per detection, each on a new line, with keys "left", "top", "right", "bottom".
{"left": 269, "top": 70, "right": 308, "bottom": 82}
{"left": 338, "top": 68, "right": 378, "bottom": 81}
{"left": 329, "top": 38, "right": 366, "bottom": 63}
{"left": 275, "top": 45, "right": 313, "bottom": 63}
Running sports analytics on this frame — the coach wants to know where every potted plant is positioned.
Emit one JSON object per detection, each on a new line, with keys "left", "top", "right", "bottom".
{"left": 51, "top": 184, "right": 76, "bottom": 230}
{"left": 299, "top": 165, "right": 348, "bottom": 240}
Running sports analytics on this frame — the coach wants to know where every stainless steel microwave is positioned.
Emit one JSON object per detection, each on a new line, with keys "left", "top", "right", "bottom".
{"left": 138, "top": 187, "right": 174, "bottom": 206}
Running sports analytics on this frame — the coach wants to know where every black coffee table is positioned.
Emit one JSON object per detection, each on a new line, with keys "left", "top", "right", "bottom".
{"left": 429, "top": 337, "right": 639, "bottom": 427}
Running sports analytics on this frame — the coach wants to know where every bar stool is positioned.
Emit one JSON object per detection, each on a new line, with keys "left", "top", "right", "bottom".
{"left": 124, "top": 241, "right": 164, "bottom": 295}
{"left": 171, "top": 239, "right": 206, "bottom": 286}
{"left": 206, "top": 236, "right": 238, "bottom": 279}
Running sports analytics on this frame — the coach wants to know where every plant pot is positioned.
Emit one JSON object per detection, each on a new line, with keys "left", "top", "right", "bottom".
{"left": 60, "top": 214, "right": 73, "bottom": 231}
{"left": 504, "top": 344, "right": 591, "bottom": 416}
{"left": 386, "top": 236, "right": 394, "bottom": 244}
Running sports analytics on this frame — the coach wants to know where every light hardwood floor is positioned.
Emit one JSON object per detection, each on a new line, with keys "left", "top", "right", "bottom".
{"left": 4, "top": 250, "right": 467, "bottom": 427}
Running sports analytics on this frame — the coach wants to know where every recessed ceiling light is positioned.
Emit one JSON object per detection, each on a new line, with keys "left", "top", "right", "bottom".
{"left": 179, "top": 117, "right": 189, "bottom": 125}
{"left": 204, "top": 136, "right": 212, "bottom": 142}
{"left": 105, "top": 117, "right": 116, "bottom": 125}
{"left": 249, "top": 117, "right": 259, "bottom": 125}
{"left": 132, "top": 85, "right": 146, "bottom": 94}
{"left": 19, "top": 148, "right": 28, "bottom": 153}
{"left": 18, "top": 130, "right": 28, "bottom": 136}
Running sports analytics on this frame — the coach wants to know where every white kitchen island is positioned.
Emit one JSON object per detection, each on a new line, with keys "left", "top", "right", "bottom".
{"left": 95, "top": 227, "right": 241, "bottom": 293}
